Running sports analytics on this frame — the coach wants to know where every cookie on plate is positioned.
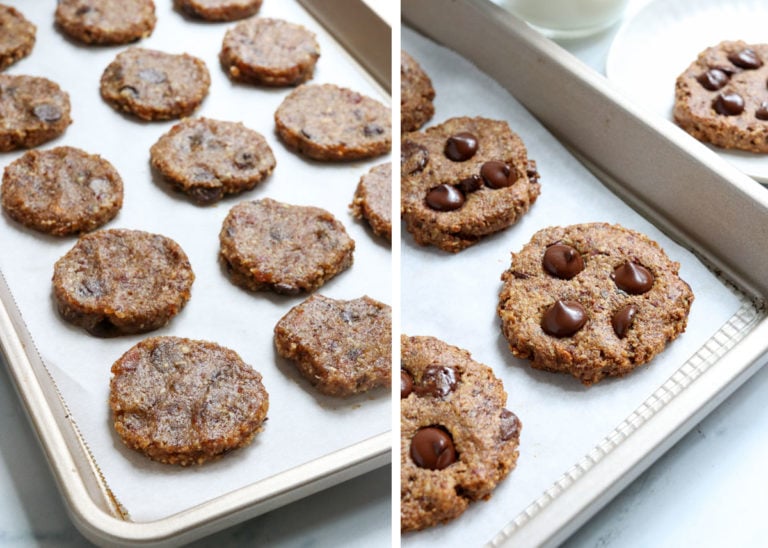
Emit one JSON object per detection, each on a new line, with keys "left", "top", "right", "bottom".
{"left": 274, "top": 83, "right": 391, "bottom": 161}
{"left": 0, "top": 4, "right": 35, "bottom": 71}
{"left": 274, "top": 294, "right": 392, "bottom": 396}
{"left": 497, "top": 223, "right": 694, "bottom": 385}
{"left": 401, "top": 335, "right": 521, "bottom": 532}
{"left": 55, "top": 0, "right": 156, "bottom": 45}
{"left": 110, "top": 336, "right": 269, "bottom": 465}
{"left": 674, "top": 40, "right": 768, "bottom": 152}
{"left": 350, "top": 162, "right": 391, "bottom": 241}
{"left": 401, "top": 50, "right": 434, "bottom": 132}
{"left": 174, "top": 0, "right": 262, "bottom": 22}
{"left": 2, "top": 146, "right": 123, "bottom": 236}
{"left": 53, "top": 229, "right": 195, "bottom": 336}
{"left": 219, "top": 198, "right": 355, "bottom": 295}
{"left": 220, "top": 17, "right": 320, "bottom": 86}
{"left": 401, "top": 116, "right": 541, "bottom": 253}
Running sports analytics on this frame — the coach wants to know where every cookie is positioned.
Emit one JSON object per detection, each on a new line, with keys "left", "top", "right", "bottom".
{"left": 150, "top": 117, "right": 276, "bottom": 204}
{"left": 400, "top": 335, "right": 521, "bottom": 532}
{"left": 2, "top": 146, "right": 123, "bottom": 236}
{"left": 350, "top": 162, "right": 391, "bottom": 241}
{"left": 110, "top": 336, "right": 269, "bottom": 465}
{"left": 100, "top": 47, "right": 210, "bottom": 121}
{"left": 0, "top": 5, "right": 35, "bottom": 71}
{"left": 219, "top": 198, "right": 355, "bottom": 295}
{"left": 53, "top": 229, "right": 195, "bottom": 337}
{"left": 0, "top": 74, "right": 72, "bottom": 152}
{"left": 220, "top": 17, "right": 320, "bottom": 86}
{"left": 401, "top": 50, "right": 435, "bottom": 132}
{"left": 174, "top": 0, "right": 262, "bottom": 22}
{"left": 497, "top": 223, "right": 694, "bottom": 385}
{"left": 55, "top": 0, "right": 156, "bottom": 45}
{"left": 674, "top": 40, "right": 768, "bottom": 152}
{"left": 401, "top": 116, "right": 541, "bottom": 253}
{"left": 274, "top": 83, "right": 391, "bottom": 161}
{"left": 274, "top": 294, "right": 391, "bottom": 396}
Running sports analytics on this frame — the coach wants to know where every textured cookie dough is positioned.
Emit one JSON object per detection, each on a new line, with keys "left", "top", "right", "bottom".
{"left": 55, "top": 0, "right": 156, "bottom": 45}
{"left": 174, "top": 0, "right": 262, "bottom": 21}
{"left": 401, "top": 50, "right": 435, "bottom": 132}
{"left": 110, "top": 336, "right": 269, "bottom": 465}
{"left": 401, "top": 335, "right": 521, "bottom": 532}
{"left": 0, "top": 4, "right": 35, "bottom": 71}
{"left": 497, "top": 223, "right": 694, "bottom": 385}
{"left": 350, "top": 162, "right": 391, "bottom": 241}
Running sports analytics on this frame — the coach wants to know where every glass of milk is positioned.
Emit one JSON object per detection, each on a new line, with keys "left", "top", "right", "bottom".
{"left": 499, "top": 0, "right": 630, "bottom": 38}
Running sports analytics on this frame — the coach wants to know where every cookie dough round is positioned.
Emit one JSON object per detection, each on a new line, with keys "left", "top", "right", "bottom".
{"left": 497, "top": 223, "right": 694, "bottom": 385}
{"left": 274, "top": 83, "right": 391, "bottom": 161}
{"left": 55, "top": 0, "right": 156, "bottom": 45}
{"left": 350, "top": 162, "right": 391, "bottom": 241}
{"left": 174, "top": 0, "right": 262, "bottom": 21}
{"left": 150, "top": 117, "right": 276, "bottom": 204}
{"left": 219, "top": 198, "right": 355, "bottom": 295}
{"left": 0, "top": 5, "right": 35, "bottom": 71}
{"left": 100, "top": 47, "right": 210, "bottom": 121}
{"left": 0, "top": 74, "right": 72, "bottom": 152}
{"left": 401, "top": 116, "right": 541, "bottom": 253}
{"left": 110, "top": 336, "right": 269, "bottom": 465}
{"left": 220, "top": 17, "right": 320, "bottom": 86}
{"left": 2, "top": 146, "right": 123, "bottom": 236}
{"left": 401, "top": 335, "right": 521, "bottom": 532}
{"left": 53, "top": 229, "right": 195, "bottom": 337}
{"left": 401, "top": 50, "right": 434, "bottom": 132}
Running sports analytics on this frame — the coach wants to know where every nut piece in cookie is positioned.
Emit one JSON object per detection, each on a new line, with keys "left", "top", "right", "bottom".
{"left": 401, "top": 116, "right": 541, "bottom": 253}
{"left": 55, "top": 0, "right": 156, "bottom": 45}
{"left": 174, "top": 0, "right": 262, "bottom": 22}
{"left": 497, "top": 223, "right": 694, "bottom": 385}
{"left": 110, "top": 336, "right": 269, "bottom": 465}
{"left": 401, "top": 50, "right": 435, "bottom": 132}
{"left": 219, "top": 198, "right": 355, "bottom": 295}
{"left": 0, "top": 5, "right": 35, "bottom": 71}
{"left": 274, "top": 83, "right": 391, "bottom": 161}
{"left": 350, "top": 162, "right": 391, "bottom": 242}
{"left": 401, "top": 335, "right": 521, "bottom": 532}
{"left": 2, "top": 146, "right": 123, "bottom": 236}
{"left": 274, "top": 294, "right": 392, "bottom": 397}
{"left": 53, "top": 229, "right": 195, "bottom": 336}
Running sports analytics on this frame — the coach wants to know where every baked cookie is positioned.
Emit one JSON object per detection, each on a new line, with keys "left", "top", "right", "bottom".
{"left": 220, "top": 17, "right": 320, "bottom": 86}
{"left": 55, "top": 0, "right": 156, "bottom": 45}
{"left": 174, "top": 0, "right": 262, "bottom": 22}
{"left": 401, "top": 335, "right": 521, "bottom": 532}
{"left": 274, "top": 83, "right": 391, "bottom": 161}
{"left": 350, "top": 162, "right": 391, "bottom": 241}
{"left": 150, "top": 117, "right": 276, "bottom": 204}
{"left": 401, "top": 50, "right": 434, "bottom": 132}
{"left": 0, "top": 5, "right": 35, "bottom": 71}
{"left": 401, "top": 116, "right": 541, "bottom": 253}
{"left": 674, "top": 40, "right": 768, "bottom": 152}
{"left": 219, "top": 198, "right": 355, "bottom": 295}
{"left": 497, "top": 223, "right": 694, "bottom": 385}
{"left": 2, "top": 146, "right": 123, "bottom": 236}
{"left": 110, "top": 336, "right": 269, "bottom": 465}
{"left": 53, "top": 229, "right": 195, "bottom": 336}
{"left": 0, "top": 75, "right": 71, "bottom": 152}
{"left": 274, "top": 294, "right": 391, "bottom": 396}
{"left": 100, "top": 47, "right": 210, "bottom": 121}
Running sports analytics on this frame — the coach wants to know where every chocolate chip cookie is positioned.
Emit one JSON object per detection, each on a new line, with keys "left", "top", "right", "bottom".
{"left": 674, "top": 40, "right": 768, "bottom": 152}
{"left": 401, "top": 50, "right": 434, "bottom": 132}
{"left": 0, "top": 4, "right": 35, "bottom": 71}
{"left": 110, "top": 336, "right": 269, "bottom": 465}
{"left": 401, "top": 335, "right": 522, "bottom": 532}
{"left": 350, "top": 162, "right": 391, "bottom": 242}
{"left": 2, "top": 146, "right": 123, "bottom": 236}
{"left": 174, "top": 0, "right": 262, "bottom": 21}
{"left": 55, "top": 0, "right": 156, "bottom": 45}
{"left": 401, "top": 116, "right": 541, "bottom": 253}
{"left": 274, "top": 294, "right": 391, "bottom": 396}
{"left": 497, "top": 223, "right": 694, "bottom": 385}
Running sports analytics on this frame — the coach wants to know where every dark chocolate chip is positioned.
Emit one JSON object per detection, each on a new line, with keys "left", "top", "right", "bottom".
{"left": 417, "top": 365, "right": 458, "bottom": 398}
{"left": 526, "top": 159, "right": 540, "bottom": 183}
{"left": 714, "top": 92, "right": 745, "bottom": 116}
{"left": 401, "top": 369, "right": 413, "bottom": 399}
{"left": 138, "top": 68, "right": 167, "bottom": 84}
{"left": 363, "top": 124, "right": 385, "bottom": 137}
{"left": 426, "top": 184, "right": 464, "bottom": 211}
{"left": 33, "top": 104, "right": 62, "bottom": 122}
{"left": 612, "top": 304, "right": 637, "bottom": 339}
{"left": 541, "top": 300, "right": 587, "bottom": 337}
{"left": 696, "top": 68, "right": 729, "bottom": 91}
{"left": 612, "top": 262, "right": 654, "bottom": 294}
{"left": 410, "top": 426, "right": 457, "bottom": 470}
{"left": 188, "top": 185, "right": 223, "bottom": 204}
{"left": 728, "top": 48, "right": 763, "bottom": 69}
{"left": 757, "top": 102, "right": 768, "bottom": 121}
{"left": 444, "top": 132, "right": 478, "bottom": 161}
{"left": 233, "top": 150, "right": 255, "bottom": 169}
{"left": 542, "top": 243, "right": 584, "bottom": 280}
{"left": 499, "top": 409, "right": 521, "bottom": 441}
{"left": 456, "top": 174, "right": 483, "bottom": 194}
{"left": 480, "top": 161, "right": 516, "bottom": 189}
{"left": 401, "top": 140, "right": 429, "bottom": 175}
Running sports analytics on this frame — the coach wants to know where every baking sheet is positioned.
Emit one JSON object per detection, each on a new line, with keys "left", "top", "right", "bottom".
{"left": 401, "top": 26, "right": 749, "bottom": 546}
{"left": 0, "top": 1, "right": 390, "bottom": 523}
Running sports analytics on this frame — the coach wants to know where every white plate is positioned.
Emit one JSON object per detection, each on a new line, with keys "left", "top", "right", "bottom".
{"left": 607, "top": 0, "right": 768, "bottom": 182}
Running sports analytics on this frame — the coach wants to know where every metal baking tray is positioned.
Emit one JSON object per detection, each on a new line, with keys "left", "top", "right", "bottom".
{"left": 402, "top": 1, "right": 768, "bottom": 546}
{"left": 0, "top": 0, "right": 391, "bottom": 545}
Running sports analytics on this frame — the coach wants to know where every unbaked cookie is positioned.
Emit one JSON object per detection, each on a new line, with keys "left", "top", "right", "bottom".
{"left": 174, "top": 0, "right": 262, "bottom": 22}
{"left": 0, "top": 4, "right": 35, "bottom": 71}
{"left": 350, "top": 162, "right": 391, "bottom": 241}
{"left": 401, "top": 50, "right": 434, "bottom": 132}
{"left": 497, "top": 223, "right": 694, "bottom": 385}
{"left": 55, "top": 0, "right": 156, "bottom": 45}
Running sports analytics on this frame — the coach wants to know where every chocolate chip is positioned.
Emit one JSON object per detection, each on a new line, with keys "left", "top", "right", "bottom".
{"left": 757, "top": 102, "right": 768, "bottom": 121}
{"left": 401, "top": 140, "right": 429, "bottom": 175}
{"left": 417, "top": 365, "right": 458, "bottom": 398}
{"left": 612, "top": 262, "right": 654, "bottom": 294}
{"left": 526, "top": 159, "right": 540, "bottom": 183}
{"left": 697, "top": 68, "right": 729, "bottom": 91}
{"left": 188, "top": 186, "right": 223, "bottom": 204}
{"left": 480, "top": 161, "right": 516, "bottom": 189}
{"left": 542, "top": 243, "right": 584, "bottom": 280}
{"left": 426, "top": 184, "right": 464, "bottom": 211}
{"left": 410, "top": 426, "right": 457, "bottom": 470}
{"left": 401, "top": 369, "right": 413, "bottom": 399}
{"left": 728, "top": 48, "right": 763, "bottom": 69}
{"left": 612, "top": 304, "right": 637, "bottom": 338}
{"left": 714, "top": 92, "right": 745, "bottom": 115}
{"left": 138, "top": 68, "right": 167, "bottom": 84}
{"left": 499, "top": 409, "right": 520, "bottom": 441}
{"left": 363, "top": 124, "right": 385, "bottom": 137}
{"left": 233, "top": 150, "right": 255, "bottom": 169}
{"left": 456, "top": 174, "right": 482, "bottom": 194}
{"left": 541, "top": 300, "right": 587, "bottom": 337}
{"left": 444, "top": 132, "right": 478, "bottom": 161}
{"left": 33, "top": 104, "right": 62, "bottom": 122}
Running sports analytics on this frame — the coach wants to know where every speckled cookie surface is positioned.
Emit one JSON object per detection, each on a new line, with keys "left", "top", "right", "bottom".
{"left": 401, "top": 50, "right": 434, "bottom": 132}
{"left": 274, "top": 294, "right": 392, "bottom": 397}
{"left": 350, "top": 162, "right": 391, "bottom": 241}
{"left": 110, "top": 336, "right": 269, "bottom": 465}
{"left": 2, "top": 146, "right": 123, "bottom": 236}
{"left": 53, "top": 229, "right": 195, "bottom": 336}
{"left": 0, "top": 74, "right": 71, "bottom": 151}
{"left": 174, "top": 0, "right": 262, "bottom": 21}
{"left": 401, "top": 116, "right": 541, "bottom": 253}
{"left": 220, "top": 17, "right": 320, "bottom": 86}
{"left": 400, "top": 335, "right": 521, "bottom": 532}
{"left": 0, "top": 5, "right": 35, "bottom": 71}
{"left": 497, "top": 223, "right": 694, "bottom": 385}
{"left": 150, "top": 117, "right": 275, "bottom": 204}
{"left": 674, "top": 40, "right": 768, "bottom": 152}
{"left": 100, "top": 47, "right": 210, "bottom": 121}
{"left": 219, "top": 198, "right": 355, "bottom": 295}
{"left": 55, "top": 0, "right": 156, "bottom": 45}
{"left": 274, "top": 83, "right": 391, "bottom": 161}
